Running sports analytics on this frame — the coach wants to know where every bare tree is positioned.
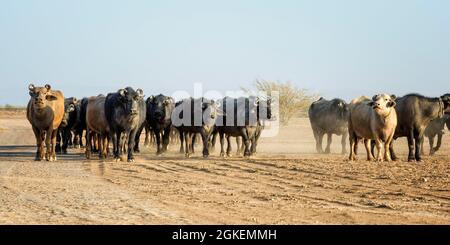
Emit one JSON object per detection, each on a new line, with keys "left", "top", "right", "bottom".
{"left": 242, "top": 80, "right": 319, "bottom": 125}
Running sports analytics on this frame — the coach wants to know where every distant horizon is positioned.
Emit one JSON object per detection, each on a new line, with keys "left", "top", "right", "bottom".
{"left": 1, "top": 0, "right": 449, "bottom": 105}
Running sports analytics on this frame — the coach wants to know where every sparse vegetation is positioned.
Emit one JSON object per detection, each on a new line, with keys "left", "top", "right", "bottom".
{"left": 0, "top": 104, "right": 26, "bottom": 111}
{"left": 242, "top": 79, "right": 320, "bottom": 125}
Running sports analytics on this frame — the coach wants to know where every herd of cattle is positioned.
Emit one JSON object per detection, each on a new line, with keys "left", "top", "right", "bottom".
{"left": 26, "top": 84, "right": 272, "bottom": 162}
{"left": 309, "top": 93, "right": 450, "bottom": 162}
{"left": 26, "top": 84, "right": 450, "bottom": 163}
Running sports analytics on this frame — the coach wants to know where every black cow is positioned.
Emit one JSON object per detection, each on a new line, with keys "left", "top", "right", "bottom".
{"left": 56, "top": 97, "right": 78, "bottom": 154}
{"left": 421, "top": 115, "right": 450, "bottom": 155}
{"left": 215, "top": 96, "right": 272, "bottom": 157}
{"left": 389, "top": 93, "right": 450, "bottom": 162}
{"left": 135, "top": 94, "right": 174, "bottom": 155}
{"left": 72, "top": 97, "right": 88, "bottom": 148}
{"left": 173, "top": 97, "right": 219, "bottom": 158}
{"left": 105, "top": 87, "right": 146, "bottom": 162}
{"left": 308, "top": 98, "right": 349, "bottom": 154}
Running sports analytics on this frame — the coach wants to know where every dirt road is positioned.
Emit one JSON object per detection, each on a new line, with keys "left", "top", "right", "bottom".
{"left": 0, "top": 111, "right": 449, "bottom": 224}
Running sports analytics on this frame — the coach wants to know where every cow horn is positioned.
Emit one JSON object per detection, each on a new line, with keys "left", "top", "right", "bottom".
{"left": 28, "top": 84, "right": 35, "bottom": 91}
{"left": 45, "top": 84, "right": 51, "bottom": 91}
{"left": 372, "top": 95, "right": 378, "bottom": 101}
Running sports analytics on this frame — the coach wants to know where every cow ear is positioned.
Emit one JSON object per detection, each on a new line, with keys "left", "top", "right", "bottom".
{"left": 136, "top": 89, "right": 144, "bottom": 98}
{"left": 390, "top": 94, "right": 397, "bottom": 100}
{"left": 372, "top": 95, "right": 377, "bottom": 101}
{"left": 388, "top": 101, "right": 396, "bottom": 107}
{"left": 368, "top": 101, "right": 375, "bottom": 106}
{"left": 45, "top": 84, "right": 51, "bottom": 91}
{"left": 28, "top": 84, "right": 35, "bottom": 91}
{"left": 72, "top": 97, "right": 77, "bottom": 104}
{"left": 118, "top": 89, "right": 126, "bottom": 97}
{"left": 46, "top": 94, "right": 58, "bottom": 101}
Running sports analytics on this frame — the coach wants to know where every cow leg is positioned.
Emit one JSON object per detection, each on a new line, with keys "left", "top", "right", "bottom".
{"left": 190, "top": 134, "right": 196, "bottom": 154}
{"left": 155, "top": 129, "right": 162, "bottom": 155}
{"left": 236, "top": 137, "right": 242, "bottom": 156}
{"left": 144, "top": 125, "right": 150, "bottom": 147}
{"left": 50, "top": 130, "right": 58, "bottom": 161}
{"left": 128, "top": 129, "right": 138, "bottom": 162}
{"left": 313, "top": 130, "right": 323, "bottom": 153}
{"left": 406, "top": 130, "right": 415, "bottom": 162}
{"left": 62, "top": 128, "right": 69, "bottom": 154}
{"left": 433, "top": 133, "right": 443, "bottom": 155}
{"left": 364, "top": 139, "right": 374, "bottom": 161}
{"left": 32, "top": 127, "right": 44, "bottom": 161}
{"left": 241, "top": 128, "right": 251, "bottom": 157}
{"left": 44, "top": 129, "right": 52, "bottom": 161}
{"left": 85, "top": 128, "right": 92, "bottom": 159}
{"left": 179, "top": 130, "right": 185, "bottom": 153}
{"left": 55, "top": 129, "right": 62, "bottom": 154}
{"left": 110, "top": 130, "right": 119, "bottom": 161}
{"left": 348, "top": 132, "right": 357, "bottom": 161}
{"left": 414, "top": 132, "right": 423, "bottom": 162}
{"left": 226, "top": 135, "right": 232, "bottom": 157}
{"left": 384, "top": 136, "right": 394, "bottom": 162}
{"left": 374, "top": 139, "right": 383, "bottom": 162}
{"left": 184, "top": 132, "right": 191, "bottom": 158}
{"left": 420, "top": 137, "right": 426, "bottom": 155}
{"left": 201, "top": 132, "right": 209, "bottom": 158}
{"left": 389, "top": 142, "right": 398, "bottom": 161}
{"left": 209, "top": 132, "right": 217, "bottom": 152}
{"left": 97, "top": 134, "right": 103, "bottom": 159}
{"left": 133, "top": 124, "right": 144, "bottom": 153}
{"left": 325, "top": 133, "right": 332, "bottom": 154}
{"left": 219, "top": 132, "right": 225, "bottom": 157}
{"left": 428, "top": 136, "right": 435, "bottom": 155}
{"left": 162, "top": 127, "right": 170, "bottom": 153}
{"left": 341, "top": 131, "right": 348, "bottom": 155}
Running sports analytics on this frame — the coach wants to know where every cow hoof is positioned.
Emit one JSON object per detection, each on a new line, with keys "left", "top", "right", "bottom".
{"left": 114, "top": 158, "right": 121, "bottom": 162}
{"left": 227, "top": 154, "right": 232, "bottom": 158}
{"left": 34, "top": 157, "right": 42, "bottom": 161}
{"left": 220, "top": 153, "right": 225, "bottom": 157}
{"left": 128, "top": 158, "right": 135, "bottom": 163}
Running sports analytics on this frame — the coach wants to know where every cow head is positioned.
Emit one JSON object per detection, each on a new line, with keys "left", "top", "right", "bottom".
{"left": 334, "top": 99, "right": 349, "bottom": 120}
{"left": 369, "top": 94, "right": 397, "bottom": 117}
{"left": 60, "top": 98, "right": 77, "bottom": 128}
{"left": 148, "top": 94, "right": 174, "bottom": 123}
{"left": 202, "top": 99, "right": 218, "bottom": 126}
{"left": 440, "top": 93, "right": 450, "bottom": 114}
{"left": 28, "top": 84, "right": 58, "bottom": 110}
{"left": 118, "top": 87, "right": 144, "bottom": 117}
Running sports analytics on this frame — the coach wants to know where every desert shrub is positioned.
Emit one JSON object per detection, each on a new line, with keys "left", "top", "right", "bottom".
{"left": 242, "top": 80, "right": 319, "bottom": 125}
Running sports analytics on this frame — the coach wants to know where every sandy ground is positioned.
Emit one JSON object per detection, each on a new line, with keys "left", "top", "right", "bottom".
{"left": 0, "top": 111, "right": 449, "bottom": 224}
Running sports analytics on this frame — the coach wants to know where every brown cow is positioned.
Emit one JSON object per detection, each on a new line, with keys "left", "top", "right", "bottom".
{"left": 86, "top": 95, "right": 110, "bottom": 159}
{"left": 27, "top": 84, "right": 65, "bottom": 161}
{"left": 348, "top": 94, "right": 397, "bottom": 162}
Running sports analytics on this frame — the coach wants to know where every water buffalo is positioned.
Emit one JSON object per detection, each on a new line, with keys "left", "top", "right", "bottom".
{"left": 86, "top": 95, "right": 110, "bottom": 159}
{"left": 105, "top": 87, "right": 146, "bottom": 162}
{"left": 55, "top": 97, "right": 77, "bottom": 154}
{"left": 173, "top": 97, "right": 219, "bottom": 158}
{"left": 72, "top": 97, "right": 88, "bottom": 148}
{"left": 421, "top": 115, "right": 450, "bottom": 155}
{"left": 215, "top": 96, "right": 272, "bottom": 157}
{"left": 27, "top": 84, "right": 65, "bottom": 161}
{"left": 308, "top": 98, "right": 349, "bottom": 154}
{"left": 348, "top": 94, "right": 397, "bottom": 162}
{"left": 389, "top": 93, "right": 450, "bottom": 162}
{"left": 142, "top": 94, "right": 175, "bottom": 155}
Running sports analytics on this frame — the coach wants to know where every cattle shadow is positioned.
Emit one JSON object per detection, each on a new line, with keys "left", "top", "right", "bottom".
{"left": 0, "top": 145, "right": 85, "bottom": 160}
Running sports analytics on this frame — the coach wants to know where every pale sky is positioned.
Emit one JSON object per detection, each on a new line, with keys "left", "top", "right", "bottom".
{"left": 1, "top": 0, "right": 449, "bottom": 105}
